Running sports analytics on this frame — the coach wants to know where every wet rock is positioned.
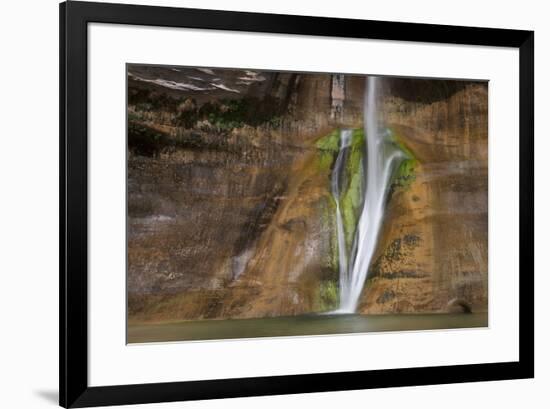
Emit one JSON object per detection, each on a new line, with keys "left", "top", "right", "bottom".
{"left": 446, "top": 298, "right": 473, "bottom": 314}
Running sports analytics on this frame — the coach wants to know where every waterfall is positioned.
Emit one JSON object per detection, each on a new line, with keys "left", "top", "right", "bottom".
{"left": 332, "top": 76, "right": 405, "bottom": 313}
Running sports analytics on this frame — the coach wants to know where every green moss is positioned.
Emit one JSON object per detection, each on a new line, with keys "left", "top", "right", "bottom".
{"left": 317, "top": 153, "right": 333, "bottom": 172}
{"left": 315, "top": 127, "right": 418, "bottom": 291}
{"left": 317, "top": 280, "right": 339, "bottom": 311}
{"left": 129, "top": 85, "right": 284, "bottom": 131}
{"left": 393, "top": 159, "right": 417, "bottom": 188}
{"left": 318, "top": 196, "right": 339, "bottom": 272}
{"left": 328, "top": 206, "right": 339, "bottom": 272}
{"left": 315, "top": 129, "right": 340, "bottom": 171}
{"left": 204, "top": 100, "right": 247, "bottom": 130}
{"left": 341, "top": 129, "right": 365, "bottom": 248}
{"left": 315, "top": 129, "right": 340, "bottom": 151}
{"left": 315, "top": 128, "right": 365, "bottom": 254}
{"left": 388, "top": 129, "right": 418, "bottom": 190}
{"left": 341, "top": 172, "right": 363, "bottom": 249}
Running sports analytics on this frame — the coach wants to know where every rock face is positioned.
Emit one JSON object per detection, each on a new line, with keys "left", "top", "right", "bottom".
{"left": 127, "top": 65, "right": 487, "bottom": 322}
{"left": 358, "top": 83, "right": 488, "bottom": 314}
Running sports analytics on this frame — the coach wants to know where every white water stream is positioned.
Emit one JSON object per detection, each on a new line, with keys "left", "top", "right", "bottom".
{"left": 333, "top": 76, "right": 405, "bottom": 313}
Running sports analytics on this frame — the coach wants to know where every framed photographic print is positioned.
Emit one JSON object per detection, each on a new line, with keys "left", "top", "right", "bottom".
{"left": 60, "top": 1, "right": 534, "bottom": 407}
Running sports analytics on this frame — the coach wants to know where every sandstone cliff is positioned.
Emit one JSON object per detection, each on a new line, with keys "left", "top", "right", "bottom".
{"left": 126, "top": 65, "right": 488, "bottom": 322}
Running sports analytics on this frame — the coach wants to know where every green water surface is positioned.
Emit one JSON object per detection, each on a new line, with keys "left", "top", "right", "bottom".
{"left": 128, "top": 312, "right": 488, "bottom": 343}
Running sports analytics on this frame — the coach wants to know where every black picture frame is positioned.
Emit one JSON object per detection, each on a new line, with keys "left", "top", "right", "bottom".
{"left": 60, "top": 1, "right": 534, "bottom": 407}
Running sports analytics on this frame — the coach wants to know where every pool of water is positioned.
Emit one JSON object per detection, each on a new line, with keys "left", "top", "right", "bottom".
{"left": 127, "top": 312, "right": 488, "bottom": 343}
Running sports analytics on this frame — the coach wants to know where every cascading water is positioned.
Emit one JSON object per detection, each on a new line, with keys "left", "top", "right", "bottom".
{"left": 332, "top": 76, "right": 405, "bottom": 313}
